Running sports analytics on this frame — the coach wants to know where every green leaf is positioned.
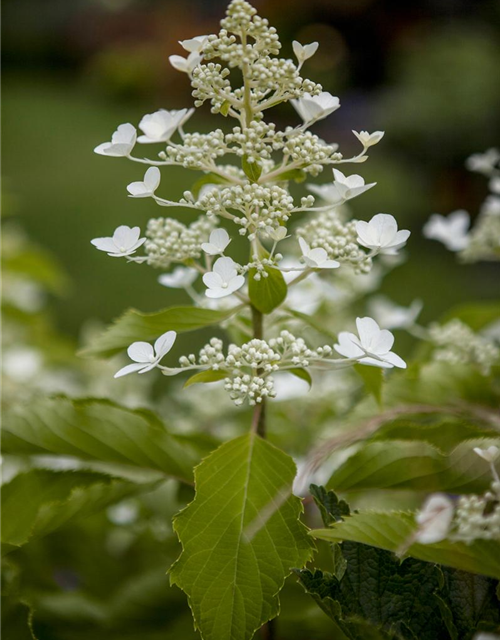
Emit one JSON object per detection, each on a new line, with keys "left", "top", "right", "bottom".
{"left": 326, "top": 438, "right": 500, "bottom": 493}
{"left": 248, "top": 266, "right": 287, "bottom": 314}
{"left": 289, "top": 367, "right": 312, "bottom": 387}
{"left": 354, "top": 364, "right": 384, "bottom": 406}
{"left": 1, "top": 469, "right": 139, "bottom": 554}
{"left": 276, "top": 169, "right": 307, "bottom": 183}
{"left": 1, "top": 597, "right": 38, "bottom": 640}
{"left": 2, "top": 396, "right": 215, "bottom": 483}
{"left": 310, "top": 511, "right": 500, "bottom": 579}
{"left": 242, "top": 155, "right": 262, "bottom": 183}
{"left": 183, "top": 369, "right": 229, "bottom": 388}
{"left": 191, "top": 173, "right": 232, "bottom": 198}
{"left": 440, "top": 301, "right": 500, "bottom": 331}
{"left": 310, "top": 484, "right": 350, "bottom": 525}
{"left": 81, "top": 305, "right": 241, "bottom": 358}
{"left": 170, "top": 433, "right": 314, "bottom": 640}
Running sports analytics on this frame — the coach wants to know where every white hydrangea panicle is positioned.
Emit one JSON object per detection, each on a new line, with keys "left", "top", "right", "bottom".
{"left": 127, "top": 167, "right": 161, "bottom": 198}
{"left": 292, "top": 40, "right": 319, "bottom": 66}
{"left": 352, "top": 130, "right": 384, "bottom": 148}
{"left": 115, "top": 331, "right": 177, "bottom": 378}
{"left": 291, "top": 92, "right": 340, "bottom": 126}
{"left": 414, "top": 494, "right": 454, "bottom": 544}
{"left": 356, "top": 213, "right": 410, "bottom": 255}
{"left": 203, "top": 256, "right": 245, "bottom": 298}
{"left": 298, "top": 237, "right": 340, "bottom": 269}
{"left": 201, "top": 228, "right": 231, "bottom": 256}
{"left": 137, "top": 109, "right": 193, "bottom": 144}
{"left": 368, "top": 296, "right": 423, "bottom": 330}
{"left": 334, "top": 316, "right": 406, "bottom": 369}
{"left": 423, "top": 210, "right": 470, "bottom": 251}
{"left": 145, "top": 215, "right": 216, "bottom": 268}
{"left": 94, "top": 123, "right": 136, "bottom": 157}
{"left": 158, "top": 267, "right": 198, "bottom": 289}
{"left": 91, "top": 225, "right": 146, "bottom": 258}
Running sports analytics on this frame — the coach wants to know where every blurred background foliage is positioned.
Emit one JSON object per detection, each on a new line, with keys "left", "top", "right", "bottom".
{"left": 3, "top": 0, "right": 500, "bottom": 341}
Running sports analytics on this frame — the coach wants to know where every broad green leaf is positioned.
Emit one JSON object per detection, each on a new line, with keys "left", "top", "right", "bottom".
{"left": 183, "top": 369, "right": 228, "bottom": 388}
{"left": 327, "top": 438, "right": 500, "bottom": 493}
{"left": 241, "top": 155, "right": 262, "bottom": 182}
{"left": 310, "top": 511, "right": 500, "bottom": 579}
{"left": 248, "top": 266, "right": 287, "bottom": 314}
{"left": 2, "top": 396, "right": 215, "bottom": 483}
{"left": 276, "top": 169, "right": 307, "bottom": 183}
{"left": 310, "top": 484, "right": 350, "bottom": 525}
{"left": 354, "top": 364, "right": 384, "bottom": 406}
{"left": 440, "top": 301, "right": 500, "bottom": 331}
{"left": 289, "top": 367, "right": 312, "bottom": 387}
{"left": 1, "top": 469, "right": 138, "bottom": 554}
{"left": 1, "top": 597, "right": 38, "bottom": 640}
{"left": 81, "top": 305, "right": 241, "bottom": 358}
{"left": 170, "top": 433, "right": 314, "bottom": 640}
{"left": 191, "top": 172, "right": 232, "bottom": 198}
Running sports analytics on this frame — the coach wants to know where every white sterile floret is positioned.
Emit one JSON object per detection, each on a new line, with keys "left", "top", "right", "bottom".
{"left": 423, "top": 210, "right": 470, "bottom": 251}
{"left": 292, "top": 40, "right": 319, "bottom": 65}
{"left": 179, "top": 35, "right": 209, "bottom": 53}
{"left": 368, "top": 296, "right": 423, "bottom": 330}
{"left": 158, "top": 266, "right": 198, "bottom": 289}
{"left": 138, "top": 108, "right": 193, "bottom": 144}
{"left": 203, "top": 256, "right": 245, "bottom": 298}
{"left": 352, "top": 130, "right": 384, "bottom": 148}
{"left": 201, "top": 228, "right": 231, "bottom": 256}
{"left": 169, "top": 51, "right": 203, "bottom": 74}
{"left": 94, "top": 123, "right": 136, "bottom": 157}
{"left": 298, "top": 237, "right": 340, "bottom": 269}
{"left": 473, "top": 446, "right": 500, "bottom": 464}
{"left": 91, "top": 225, "right": 146, "bottom": 257}
{"left": 114, "top": 331, "right": 177, "bottom": 378}
{"left": 333, "top": 168, "right": 375, "bottom": 201}
{"left": 356, "top": 213, "right": 410, "bottom": 255}
{"left": 291, "top": 92, "right": 340, "bottom": 125}
{"left": 334, "top": 317, "right": 406, "bottom": 369}
{"left": 127, "top": 167, "right": 161, "bottom": 198}
{"left": 466, "top": 148, "right": 500, "bottom": 175}
{"left": 265, "top": 226, "right": 288, "bottom": 241}
{"left": 414, "top": 494, "right": 455, "bottom": 544}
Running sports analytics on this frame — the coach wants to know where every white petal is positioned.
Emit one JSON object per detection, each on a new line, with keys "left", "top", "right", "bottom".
{"left": 356, "top": 316, "right": 381, "bottom": 346}
{"left": 114, "top": 363, "right": 146, "bottom": 378}
{"left": 213, "top": 256, "right": 238, "bottom": 281}
{"left": 203, "top": 271, "right": 224, "bottom": 289}
{"left": 334, "top": 332, "right": 364, "bottom": 359}
{"left": 298, "top": 237, "right": 310, "bottom": 256}
{"left": 127, "top": 181, "right": 151, "bottom": 197}
{"left": 127, "top": 341, "right": 154, "bottom": 363}
{"left": 113, "top": 225, "right": 139, "bottom": 249}
{"left": 356, "top": 220, "right": 377, "bottom": 247}
{"left": 91, "top": 237, "right": 118, "bottom": 253}
{"left": 169, "top": 55, "right": 188, "bottom": 72}
{"left": 382, "top": 351, "right": 406, "bottom": 368}
{"left": 372, "top": 329, "right": 395, "bottom": 354}
{"left": 154, "top": 331, "right": 177, "bottom": 359}
{"left": 201, "top": 243, "right": 221, "bottom": 256}
{"left": 210, "top": 228, "right": 230, "bottom": 251}
{"left": 227, "top": 275, "right": 245, "bottom": 294}
{"left": 144, "top": 166, "right": 161, "bottom": 191}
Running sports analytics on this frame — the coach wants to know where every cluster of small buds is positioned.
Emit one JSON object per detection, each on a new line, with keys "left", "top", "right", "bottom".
{"left": 461, "top": 209, "right": 500, "bottom": 263}
{"left": 226, "top": 339, "right": 281, "bottom": 372}
{"left": 249, "top": 57, "right": 321, "bottom": 100}
{"left": 198, "top": 183, "right": 294, "bottom": 237}
{"left": 226, "top": 121, "right": 279, "bottom": 164}
{"left": 225, "top": 338, "right": 281, "bottom": 405}
{"left": 269, "top": 329, "right": 332, "bottom": 367}
{"left": 165, "top": 130, "right": 226, "bottom": 168}
{"left": 454, "top": 487, "right": 500, "bottom": 542}
{"left": 225, "top": 374, "right": 276, "bottom": 406}
{"left": 296, "top": 210, "right": 373, "bottom": 273}
{"left": 283, "top": 131, "right": 341, "bottom": 176}
{"left": 180, "top": 338, "right": 226, "bottom": 370}
{"left": 220, "top": 1, "right": 280, "bottom": 57}
{"left": 429, "top": 319, "right": 500, "bottom": 375}
{"left": 145, "top": 215, "right": 216, "bottom": 268}
{"left": 191, "top": 63, "right": 232, "bottom": 113}
{"left": 241, "top": 255, "right": 282, "bottom": 281}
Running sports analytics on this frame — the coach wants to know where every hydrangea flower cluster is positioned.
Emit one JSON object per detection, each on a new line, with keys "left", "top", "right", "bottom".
{"left": 91, "top": 0, "right": 411, "bottom": 406}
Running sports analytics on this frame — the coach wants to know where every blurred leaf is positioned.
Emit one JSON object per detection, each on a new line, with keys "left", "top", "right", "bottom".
{"left": 354, "top": 364, "right": 384, "bottom": 406}
{"left": 1, "top": 597, "right": 38, "bottom": 640}
{"left": 1, "top": 469, "right": 139, "bottom": 554}
{"left": 248, "top": 266, "right": 287, "bottom": 314}
{"left": 310, "top": 511, "right": 500, "bottom": 579}
{"left": 80, "top": 305, "right": 242, "bottom": 358}
{"left": 183, "top": 369, "right": 228, "bottom": 388}
{"left": 242, "top": 155, "right": 262, "bottom": 183}
{"left": 277, "top": 169, "right": 307, "bottom": 183}
{"left": 440, "top": 301, "right": 500, "bottom": 331}
{"left": 287, "top": 309, "right": 338, "bottom": 340}
{"left": 327, "top": 437, "right": 500, "bottom": 493}
{"left": 190, "top": 172, "right": 232, "bottom": 198}
{"left": 3, "top": 249, "right": 69, "bottom": 295}
{"left": 289, "top": 367, "right": 312, "bottom": 387}
{"left": 170, "top": 433, "right": 314, "bottom": 640}
{"left": 2, "top": 397, "right": 216, "bottom": 483}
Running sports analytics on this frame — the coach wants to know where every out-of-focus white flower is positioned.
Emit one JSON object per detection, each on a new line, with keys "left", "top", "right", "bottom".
{"left": 369, "top": 296, "right": 423, "bottom": 330}
{"left": 107, "top": 500, "right": 139, "bottom": 526}
{"left": 94, "top": 123, "right": 136, "bottom": 157}
{"left": 169, "top": 51, "right": 203, "bottom": 74}
{"left": 356, "top": 213, "right": 410, "bottom": 255}
{"left": 201, "top": 228, "right": 231, "bottom": 255}
{"left": 292, "top": 40, "right": 319, "bottom": 65}
{"left": 482, "top": 195, "right": 500, "bottom": 216}
{"left": 127, "top": 167, "right": 161, "bottom": 198}
{"left": 137, "top": 108, "right": 193, "bottom": 144}
{"left": 291, "top": 92, "right": 340, "bottom": 125}
{"left": 414, "top": 494, "right": 454, "bottom": 544}
{"left": 179, "top": 35, "right": 208, "bottom": 53}
{"left": 114, "top": 331, "right": 177, "bottom": 378}
{"left": 265, "top": 226, "right": 288, "bottom": 241}
{"left": 306, "top": 183, "right": 341, "bottom": 205}
{"left": 158, "top": 266, "right": 198, "bottom": 289}
{"left": 334, "top": 316, "right": 406, "bottom": 369}
{"left": 473, "top": 633, "right": 500, "bottom": 640}
{"left": 466, "top": 148, "right": 500, "bottom": 175}
{"left": 285, "top": 273, "right": 325, "bottom": 314}
{"left": 3, "top": 346, "right": 43, "bottom": 382}
{"left": 298, "top": 237, "right": 340, "bottom": 269}
{"left": 473, "top": 446, "right": 500, "bottom": 464}
{"left": 273, "top": 372, "right": 310, "bottom": 402}
{"left": 489, "top": 177, "right": 500, "bottom": 195}
{"left": 91, "top": 225, "right": 146, "bottom": 257}
{"left": 202, "top": 257, "right": 245, "bottom": 298}
{"left": 423, "top": 210, "right": 470, "bottom": 251}
{"left": 352, "top": 130, "right": 384, "bottom": 148}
